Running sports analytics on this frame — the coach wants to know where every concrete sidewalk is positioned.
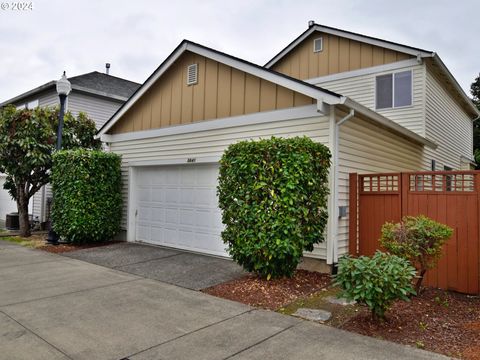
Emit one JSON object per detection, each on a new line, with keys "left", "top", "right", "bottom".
{"left": 0, "top": 241, "right": 449, "bottom": 360}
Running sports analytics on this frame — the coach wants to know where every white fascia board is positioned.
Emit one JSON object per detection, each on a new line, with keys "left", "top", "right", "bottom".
{"left": 99, "top": 41, "right": 340, "bottom": 137}
{"left": 431, "top": 54, "right": 480, "bottom": 118}
{"left": 305, "top": 58, "right": 421, "bottom": 85}
{"left": 101, "top": 104, "right": 320, "bottom": 143}
{"left": 71, "top": 85, "right": 128, "bottom": 102}
{"left": 98, "top": 43, "right": 188, "bottom": 136}
{"left": 342, "top": 97, "right": 437, "bottom": 149}
{"left": 265, "top": 25, "right": 432, "bottom": 68}
{"left": 312, "top": 26, "right": 432, "bottom": 57}
{"left": 186, "top": 43, "right": 341, "bottom": 104}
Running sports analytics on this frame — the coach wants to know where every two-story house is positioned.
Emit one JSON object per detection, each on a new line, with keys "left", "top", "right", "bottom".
{"left": 0, "top": 70, "right": 140, "bottom": 226}
{"left": 96, "top": 23, "right": 478, "bottom": 268}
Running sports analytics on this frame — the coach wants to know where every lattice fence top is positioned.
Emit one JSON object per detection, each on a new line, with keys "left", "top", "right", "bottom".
{"left": 359, "top": 171, "right": 477, "bottom": 194}
{"left": 359, "top": 173, "right": 400, "bottom": 193}
{"left": 409, "top": 172, "right": 476, "bottom": 193}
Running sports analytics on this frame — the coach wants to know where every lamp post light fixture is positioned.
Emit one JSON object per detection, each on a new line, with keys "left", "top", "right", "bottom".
{"left": 46, "top": 71, "right": 71, "bottom": 245}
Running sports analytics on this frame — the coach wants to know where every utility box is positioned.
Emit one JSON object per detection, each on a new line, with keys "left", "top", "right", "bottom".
{"left": 5, "top": 212, "right": 19, "bottom": 230}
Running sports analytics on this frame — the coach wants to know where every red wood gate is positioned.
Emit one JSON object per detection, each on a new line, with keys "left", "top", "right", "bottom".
{"left": 349, "top": 171, "right": 480, "bottom": 295}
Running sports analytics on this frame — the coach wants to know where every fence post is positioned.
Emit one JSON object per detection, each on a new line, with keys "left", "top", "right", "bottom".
{"left": 400, "top": 173, "right": 409, "bottom": 217}
{"left": 349, "top": 173, "right": 358, "bottom": 256}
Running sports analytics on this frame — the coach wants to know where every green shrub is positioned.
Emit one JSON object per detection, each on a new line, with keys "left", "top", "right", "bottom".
{"left": 335, "top": 251, "right": 416, "bottom": 320}
{"left": 380, "top": 215, "right": 453, "bottom": 293}
{"left": 51, "top": 149, "right": 122, "bottom": 243}
{"left": 217, "top": 136, "right": 331, "bottom": 279}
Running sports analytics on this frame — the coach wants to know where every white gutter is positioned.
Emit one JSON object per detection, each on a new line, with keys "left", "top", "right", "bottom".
{"left": 327, "top": 108, "right": 355, "bottom": 265}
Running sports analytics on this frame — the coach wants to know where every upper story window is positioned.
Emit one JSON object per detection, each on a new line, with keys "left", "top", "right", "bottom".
{"left": 16, "top": 99, "right": 39, "bottom": 110}
{"left": 313, "top": 37, "right": 323, "bottom": 53}
{"left": 375, "top": 70, "right": 412, "bottom": 110}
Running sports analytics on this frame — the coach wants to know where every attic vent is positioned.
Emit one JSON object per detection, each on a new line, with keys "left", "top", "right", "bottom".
{"left": 187, "top": 63, "right": 198, "bottom": 85}
{"left": 313, "top": 37, "right": 323, "bottom": 53}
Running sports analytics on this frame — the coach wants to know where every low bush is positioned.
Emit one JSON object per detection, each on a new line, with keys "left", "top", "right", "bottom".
{"left": 380, "top": 215, "right": 453, "bottom": 293}
{"left": 335, "top": 251, "right": 416, "bottom": 320}
{"left": 51, "top": 149, "right": 122, "bottom": 243}
{"left": 217, "top": 136, "right": 331, "bottom": 279}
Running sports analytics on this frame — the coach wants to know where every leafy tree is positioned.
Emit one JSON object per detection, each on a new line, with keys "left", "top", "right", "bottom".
{"left": 471, "top": 74, "right": 480, "bottom": 110}
{"left": 0, "top": 105, "right": 101, "bottom": 237}
{"left": 380, "top": 215, "right": 453, "bottom": 293}
{"left": 470, "top": 75, "right": 480, "bottom": 165}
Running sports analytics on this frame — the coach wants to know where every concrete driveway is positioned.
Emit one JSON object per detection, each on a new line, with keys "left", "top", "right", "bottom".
{"left": 63, "top": 242, "right": 245, "bottom": 290}
{"left": 0, "top": 240, "right": 448, "bottom": 360}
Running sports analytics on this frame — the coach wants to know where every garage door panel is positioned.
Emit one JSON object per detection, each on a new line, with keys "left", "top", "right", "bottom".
{"left": 137, "top": 206, "right": 151, "bottom": 221}
{"left": 137, "top": 187, "right": 151, "bottom": 202}
{"left": 134, "top": 164, "right": 227, "bottom": 257}
{"left": 165, "top": 208, "right": 179, "bottom": 225}
{"left": 179, "top": 209, "right": 195, "bottom": 225}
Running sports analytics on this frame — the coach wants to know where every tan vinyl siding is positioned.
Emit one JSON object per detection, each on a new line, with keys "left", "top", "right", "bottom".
{"left": 272, "top": 32, "right": 413, "bottom": 80}
{"left": 316, "top": 64, "right": 426, "bottom": 136}
{"left": 109, "top": 52, "right": 314, "bottom": 134}
{"left": 336, "top": 109, "right": 424, "bottom": 257}
{"left": 110, "top": 114, "right": 331, "bottom": 258}
{"left": 423, "top": 65, "right": 474, "bottom": 170}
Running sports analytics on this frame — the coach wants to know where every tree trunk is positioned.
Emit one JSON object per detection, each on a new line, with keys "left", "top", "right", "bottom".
{"left": 415, "top": 269, "right": 427, "bottom": 294}
{"left": 17, "top": 184, "right": 31, "bottom": 237}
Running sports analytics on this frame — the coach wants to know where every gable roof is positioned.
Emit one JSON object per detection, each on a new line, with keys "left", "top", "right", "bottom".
{"left": 0, "top": 71, "right": 140, "bottom": 107}
{"left": 265, "top": 23, "right": 479, "bottom": 118}
{"left": 97, "top": 40, "right": 344, "bottom": 136}
{"left": 97, "top": 39, "right": 435, "bottom": 149}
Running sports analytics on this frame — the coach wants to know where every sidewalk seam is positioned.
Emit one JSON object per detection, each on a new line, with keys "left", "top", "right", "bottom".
{"left": 0, "top": 310, "right": 74, "bottom": 359}
{"left": 222, "top": 323, "right": 298, "bottom": 360}
{"left": 125, "top": 309, "right": 255, "bottom": 358}
{"left": 0, "top": 278, "right": 142, "bottom": 308}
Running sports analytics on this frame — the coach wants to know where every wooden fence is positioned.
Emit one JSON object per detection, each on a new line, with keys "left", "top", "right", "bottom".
{"left": 349, "top": 171, "right": 480, "bottom": 295}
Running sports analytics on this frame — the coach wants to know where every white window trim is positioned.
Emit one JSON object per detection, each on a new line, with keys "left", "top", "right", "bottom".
{"left": 375, "top": 70, "right": 413, "bottom": 111}
{"left": 313, "top": 37, "right": 323, "bottom": 53}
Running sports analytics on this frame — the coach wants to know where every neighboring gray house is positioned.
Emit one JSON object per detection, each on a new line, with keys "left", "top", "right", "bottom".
{"left": 0, "top": 70, "right": 140, "bottom": 225}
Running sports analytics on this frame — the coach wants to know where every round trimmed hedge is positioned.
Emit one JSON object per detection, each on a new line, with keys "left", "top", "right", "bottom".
{"left": 217, "top": 136, "right": 331, "bottom": 279}
{"left": 51, "top": 149, "right": 122, "bottom": 243}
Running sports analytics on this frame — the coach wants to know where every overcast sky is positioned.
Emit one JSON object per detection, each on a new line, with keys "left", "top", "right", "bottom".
{"left": 0, "top": 0, "right": 478, "bottom": 102}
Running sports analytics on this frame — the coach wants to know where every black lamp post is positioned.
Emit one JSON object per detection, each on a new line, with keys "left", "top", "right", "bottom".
{"left": 46, "top": 71, "right": 71, "bottom": 245}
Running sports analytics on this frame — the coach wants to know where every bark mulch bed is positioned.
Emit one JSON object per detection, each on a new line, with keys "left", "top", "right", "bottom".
{"left": 340, "top": 288, "right": 480, "bottom": 359}
{"left": 202, "top": 270, "right": 331, "bottom": 310}
{"left": 203, "top": 272, "right": 480, "bottom": 359}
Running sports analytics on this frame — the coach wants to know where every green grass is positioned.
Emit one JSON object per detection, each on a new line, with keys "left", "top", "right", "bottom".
{"left": 0, "top": 236, "right": 37, "bottom": 248}
{"left": 277, "top": 286, "right": 361, "bottom": 327}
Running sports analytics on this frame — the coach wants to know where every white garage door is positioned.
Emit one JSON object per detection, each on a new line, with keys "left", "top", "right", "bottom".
{"left": 0, "top": 176, "right": 17, "bottom": 222}
{"left": 134, "top": 164, "right": 227, "bottom": 257}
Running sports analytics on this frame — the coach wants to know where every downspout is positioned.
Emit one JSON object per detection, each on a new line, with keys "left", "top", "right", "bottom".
{"left": 329, "top": 107, "right": 354, "bottom": 271}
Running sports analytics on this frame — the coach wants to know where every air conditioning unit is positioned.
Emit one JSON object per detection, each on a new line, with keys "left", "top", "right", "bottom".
{"left": 5, "top": 212, "right": 19, "bottom": 230}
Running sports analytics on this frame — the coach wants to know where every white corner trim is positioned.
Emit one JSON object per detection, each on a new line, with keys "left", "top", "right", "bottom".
{"left": 126, "top": 167, "right": 137, "bottom": 242}
{"left": 265, "top": 25, "right": 433, "bottom": 68}
{"left": 101, "top": 104, "right": 320, "bottom": 143}
{"left": 129, "top": 156, "right": 220, "bottom": 167}
{"left": 305, "top": 58, "right": 421, "bottom": 85}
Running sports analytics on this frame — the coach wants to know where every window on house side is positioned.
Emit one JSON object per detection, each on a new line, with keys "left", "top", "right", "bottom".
{"left": 376, "top": 74, "right": 393, "bottom": 109}
{"left": 313, "top": 37, "right": 323, "bottom": 53}
{"left": 27, "top": 100, "right": 39, "bottom": 109}
{"left": 376, "top": 70, "right": 412, "bottom": 109}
